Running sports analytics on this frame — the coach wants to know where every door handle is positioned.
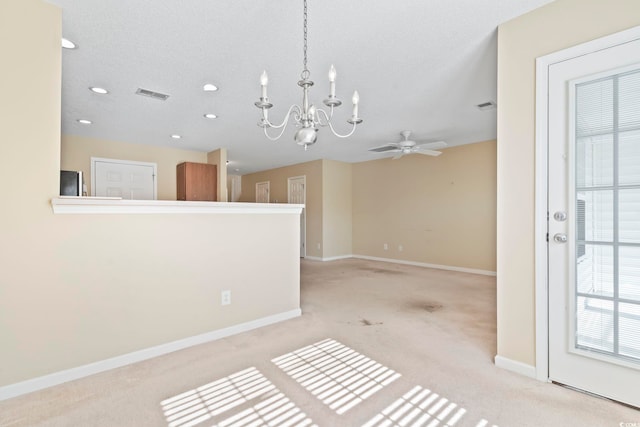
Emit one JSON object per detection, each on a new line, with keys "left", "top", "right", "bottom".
{"left": 554, "top": 233, "right": 568, "bottom": 243}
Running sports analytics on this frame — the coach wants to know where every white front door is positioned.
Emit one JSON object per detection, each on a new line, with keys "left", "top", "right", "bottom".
{"left": 547, "top": 34, "right": 640, "bottom": 407}
{"left": 92, "top": 158, "right": 156, "bottom": 200}
{"left": 288, "top": 176, "right": 306, "bottom": 258}
{"left": 256, "top": 181, "right": 270, "bottom": 203}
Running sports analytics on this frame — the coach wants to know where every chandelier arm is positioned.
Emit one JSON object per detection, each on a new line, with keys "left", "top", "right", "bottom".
{"left": 263, "top": 125, "right": 291, "bottom": 141}
{"left": 262, "top": 105, "right": 303, "bottom": 129}
{"left": 327, "top": 105, "right": 335, "bottom": 121}
{"left": 314, "top": 107, "right": 331, "bottom": 127}
{"left": 315, "top": 109, "right": 358, "bottom": 138}
{"left": 328, "top": 121, "right": 357, "bottom": 138}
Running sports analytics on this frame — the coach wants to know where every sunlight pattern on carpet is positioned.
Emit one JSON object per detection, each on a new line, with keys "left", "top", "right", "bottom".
{"left": 362, "top": 385, "right": 499, "bottom": 427}
{"left": 160, "top": 367, "right": 316, "bottom": 427}
{"left": 362, "top": 385, "right": 466, "bottom": 427}
{"left": 272, "top": 338, "right": 400, "bottom": 415}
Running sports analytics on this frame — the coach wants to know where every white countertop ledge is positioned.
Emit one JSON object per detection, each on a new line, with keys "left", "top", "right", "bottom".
{"left": 51, "top": 197, "right": 304, "bottom": 215}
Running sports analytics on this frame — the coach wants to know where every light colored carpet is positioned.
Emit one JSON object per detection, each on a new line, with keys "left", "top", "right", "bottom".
{"left": 1, "top": 258, "right": 637, "bottom": 426}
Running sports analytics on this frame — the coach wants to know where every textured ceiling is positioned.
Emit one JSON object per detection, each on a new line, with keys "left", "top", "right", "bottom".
{"left": 48, "top": 0, "right": 553, "bottom": 174}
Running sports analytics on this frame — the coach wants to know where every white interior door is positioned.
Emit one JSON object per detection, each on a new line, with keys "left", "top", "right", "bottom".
{"left": 92, "top": 158, "right": 156, "bottom": 200}
{"left": 228, "top": 175, "right": 241, "bottom": 202}
{"left": 256, "top": 181, "right": 270, "bottom": 203}
{"left": 548, "top": 36, "right": 640, "bottom": 407}
{"left": 288, "top": 176, "right": 306, "bottom": 258}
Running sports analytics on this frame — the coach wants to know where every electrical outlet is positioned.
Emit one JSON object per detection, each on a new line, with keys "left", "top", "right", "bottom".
{"left": 221, "top": 290, "right": 231, "bottom": 306}
{"left": 383, "top": 243, "right": 388, "bottom": 250}
{"left": 398, "top": 245, "right": 403, "bottom": 252}
{"left": 317, "top": 243, "right": 321, "bottom": 250}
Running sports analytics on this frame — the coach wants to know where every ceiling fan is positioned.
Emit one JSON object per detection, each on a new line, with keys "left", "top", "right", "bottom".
{"left": 369, "top": 131, "right": 447, "bottom": 159}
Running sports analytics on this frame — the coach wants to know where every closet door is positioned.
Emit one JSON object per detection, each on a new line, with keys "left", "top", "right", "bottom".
{"left": 93, "top": 158, "right": 156, "bottom": 200}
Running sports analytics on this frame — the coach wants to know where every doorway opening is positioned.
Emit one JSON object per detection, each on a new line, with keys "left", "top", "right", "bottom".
{"left": 288, "top": 176, "right": 306, "bottom": 258}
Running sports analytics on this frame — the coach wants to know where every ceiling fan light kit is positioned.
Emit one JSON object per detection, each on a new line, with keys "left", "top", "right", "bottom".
{"left": 254, "top": 0, "right": 362, "bottom": 151}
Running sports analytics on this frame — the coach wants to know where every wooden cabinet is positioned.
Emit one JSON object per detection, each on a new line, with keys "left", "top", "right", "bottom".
{"left": 176, "top": 162, "right": 217, "bottom": 201}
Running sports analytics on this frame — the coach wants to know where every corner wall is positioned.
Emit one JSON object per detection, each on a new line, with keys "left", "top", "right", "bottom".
{"left": 240, "top": 160, "right": 324, "bottom": 258}
{"left": 497, "top": 0, "right": 640, "bottom": 366}
{"left": 322, "top": 160, "right": 353, "bottom": 259}
{"left": 207, "top": 148, "right": 228, "bottom": 202}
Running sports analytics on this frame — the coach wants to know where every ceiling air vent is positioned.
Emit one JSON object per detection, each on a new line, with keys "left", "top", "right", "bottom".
{"left": 476, "top": 101, "right": 497, "bottom": 111}
{"left": 135, "top": 88, "right": 170, "bottom": 101}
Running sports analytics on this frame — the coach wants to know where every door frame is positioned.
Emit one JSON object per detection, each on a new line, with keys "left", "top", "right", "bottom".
{"left": 90, "top": 157, "right": 157, "bottom": 199}
{"left": 534, "top": 25, "right": 640, "bottom": 382}
{"left": 288, "top": 175, "right": 307, "bottom": 258}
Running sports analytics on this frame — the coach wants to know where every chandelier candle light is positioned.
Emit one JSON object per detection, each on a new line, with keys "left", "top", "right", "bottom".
{"left": 255, "top": 0, "right": 362, "bottom": 150}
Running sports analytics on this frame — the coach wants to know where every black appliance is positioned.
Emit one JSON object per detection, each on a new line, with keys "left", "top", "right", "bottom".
{"left": 60, "top": 170, "right": 84, "bottom": 196}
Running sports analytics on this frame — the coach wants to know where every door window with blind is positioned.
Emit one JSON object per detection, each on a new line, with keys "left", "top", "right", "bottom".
{"left": 574, "top": 66, "right": 640, "bottom": 364}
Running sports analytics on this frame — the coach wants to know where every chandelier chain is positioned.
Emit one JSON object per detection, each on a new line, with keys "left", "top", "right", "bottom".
{"left": 302, "top": 0, "right": 309, "bottom": 77}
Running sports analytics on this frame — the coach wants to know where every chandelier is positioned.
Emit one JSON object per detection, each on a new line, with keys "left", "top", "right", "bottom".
{"left": 254, "top": 0, "right": 362, "bottom": 150}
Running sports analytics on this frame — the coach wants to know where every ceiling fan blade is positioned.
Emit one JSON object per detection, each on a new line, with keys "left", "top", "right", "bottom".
{"left": 415, "top": 149, "right": 442, "bottom": 157}
{"left": 415, "top": 140, "right": 447, "bottom": 150}
{"left": 368, "top": 143, "right": 401, "bottom": 153}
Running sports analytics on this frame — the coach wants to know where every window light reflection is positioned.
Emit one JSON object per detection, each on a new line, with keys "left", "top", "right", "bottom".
{"left": 363, "top": 385, "right": 499, "bottom": 427}
{"left": 272, "top": 338, "right": 401, "bottom": 414}
{"left": 160, "top": 367, "right": 316, "bottom": 427}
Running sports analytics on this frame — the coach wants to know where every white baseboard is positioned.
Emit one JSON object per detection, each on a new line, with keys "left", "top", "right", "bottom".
{"left": 0, "top": 308, "right": 302, "bottom": 402}
{"left": 304, "top": 255, "right": 353, "bottom": 262}
{"left": 352, "top": 254, "right": 497, "bottom": 277}
{"left": 494, "top": 355, "right": 537, "bottom": 379}
{"left": 322, "top": 255, "right": 353, "bottom": 262}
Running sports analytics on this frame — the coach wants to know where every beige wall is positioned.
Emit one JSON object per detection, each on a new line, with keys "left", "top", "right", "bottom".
{"left": 206, "top": 148, "right": 228, "bottom": 202}
{"left": 61, "top": 134, "right": 207, "bottom": 200}
{"left": 243, "top": 145, "right": 494, "bottom": 266}
{"left": 352, "top": 141, "right": 496, "bottom": 272}
{"left": 322, "top": 160, "right": 353, "bottom": 259}
{"left": 497, "top": 0, "right": 640, "bottom": 366}
{"left": 1, "top": 0, "right": 60, "bottom": 210}
{"left": 240, "top": 160, "right": 324, "bottom": 258}
{"left": 1, "top": 0, "right": 300, "bottom": 390}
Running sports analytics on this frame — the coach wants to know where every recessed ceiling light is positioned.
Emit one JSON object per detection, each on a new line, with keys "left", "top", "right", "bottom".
{"left": 61, "top": 38, "right": 76, "bottom": 49}
{"left": 203, "top": 83, "right": 218, "bottom": 92}
{"left": 89, "top": 87, "right": 109, "bottom": 94}
{"left": 77, "top": 119, "right": 92, "bottom": 124}
{"left": 204, "top": 113, "right": 217, "bottom": 119}
{"left": 171, "top": 134, "right": 181, "bottom": 139}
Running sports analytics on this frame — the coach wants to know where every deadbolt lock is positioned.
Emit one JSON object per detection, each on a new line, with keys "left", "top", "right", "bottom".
{"left": 554, "top": 211, "right": 567, "bottom": 221}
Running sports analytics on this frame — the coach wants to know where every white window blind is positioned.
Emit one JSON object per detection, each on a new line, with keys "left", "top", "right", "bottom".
{"left": 574, "top": 68, "right": 640, "bottom": 363}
